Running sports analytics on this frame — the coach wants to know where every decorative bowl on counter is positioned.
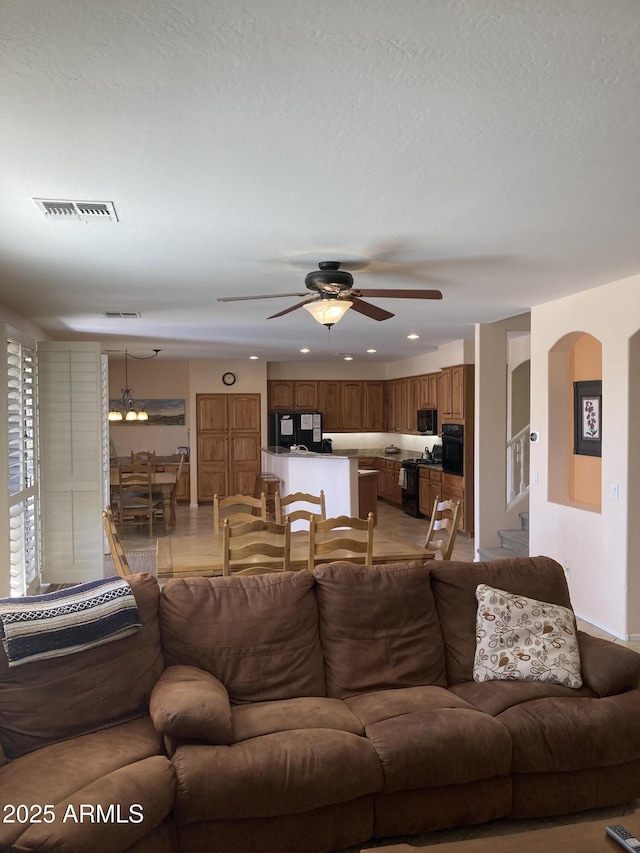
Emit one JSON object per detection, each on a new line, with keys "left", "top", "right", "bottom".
{"left": 384, "top": 445, "right": 401, "bottom": 454}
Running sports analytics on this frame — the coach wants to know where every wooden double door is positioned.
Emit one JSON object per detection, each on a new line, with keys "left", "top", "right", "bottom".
{"left": 196, "top": 394, "right": 261, "bottom": 502}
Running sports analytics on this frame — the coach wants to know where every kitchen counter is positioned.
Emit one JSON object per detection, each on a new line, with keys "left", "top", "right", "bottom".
{"left": 264, "top": 446, "right": 348, "bottom": 459}
{"left": 261, "top": 447, "right": 358, "bottom": 527}
{"left": 342, "top": 448, "right": 443, "bottom": 470}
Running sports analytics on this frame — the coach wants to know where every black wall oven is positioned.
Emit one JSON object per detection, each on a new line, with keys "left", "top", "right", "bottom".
{"left": 441, "top": 423, "right": 464, "bottom": 476}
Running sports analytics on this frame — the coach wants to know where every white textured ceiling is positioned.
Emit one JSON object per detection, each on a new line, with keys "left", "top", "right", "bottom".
{"left": 1, "top": 1, "right": 639, "bottom": 362}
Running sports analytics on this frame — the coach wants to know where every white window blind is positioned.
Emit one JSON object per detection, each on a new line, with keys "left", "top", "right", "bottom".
{"left": 37, "top": 342, "right": 106, "bottom": 583}
{"left": 7, "top": 339, "right": 39, "bottom": 596}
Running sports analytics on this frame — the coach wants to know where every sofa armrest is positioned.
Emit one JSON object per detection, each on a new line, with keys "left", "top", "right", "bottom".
{"left": 150, "top": 664, "right": 233, "bottom": 744}
{"left": 578, "top": 631, "right": 640, "bottom": 696}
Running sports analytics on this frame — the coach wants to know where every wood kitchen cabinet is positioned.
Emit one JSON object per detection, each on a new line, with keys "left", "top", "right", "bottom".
{"left": 439, "top": 365, "right": 473, "bottom": 423}
{"left": 419, "top": 373, "right": 439, "bottom": 410}
{"left": 419, "top": 466, "right": 442, "bottom": 518}
{"left": 294, "top": 380, "right": 317, "bottom": 409}
{"left": 442, "top": 472, "right": 466, "bottom": 532}
{"left": 357, "top": 457, "right": 377, "bottom": 469}
{"left": 196, "top": 393, "right": 261, "bottom": 502}
{"left": 341, "top": 381, "right": 364, "bottom": 431}
{"left": 363, "top": 381, "right": 386, "bottom": 432}
{"left": 379, "top": 458, "right": 402, "bottom": 506}
{"left": 268, "top": 380, "right": 294, "bottom": 410}
{"left": 317, "top": 381, "right": 341, "bottom": 430}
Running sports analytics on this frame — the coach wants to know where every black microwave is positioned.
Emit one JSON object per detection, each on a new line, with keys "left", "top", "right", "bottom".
{"left": 417, "top": 409, "right": 437, "bottom": 435}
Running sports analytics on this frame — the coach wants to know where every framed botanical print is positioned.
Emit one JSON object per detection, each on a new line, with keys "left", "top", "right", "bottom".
{"left": 573, "top": 380, "right": 602, "bottom": 457}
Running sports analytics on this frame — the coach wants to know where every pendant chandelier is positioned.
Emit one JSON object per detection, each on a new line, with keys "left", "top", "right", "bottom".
{"left": 108, "top": 349, "right": 160, "bottom": 422}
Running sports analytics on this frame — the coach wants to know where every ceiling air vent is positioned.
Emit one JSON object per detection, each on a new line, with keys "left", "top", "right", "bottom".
{"left": 104, "top": 312, "right": 141, "bottom": 319}
{"left": 34, "top": 199, "right": 118, "bottom": 222}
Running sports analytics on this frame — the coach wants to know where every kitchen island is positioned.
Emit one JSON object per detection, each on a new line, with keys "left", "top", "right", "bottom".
{"left": 261, "top": 447, "right": 358, "bottom": 528}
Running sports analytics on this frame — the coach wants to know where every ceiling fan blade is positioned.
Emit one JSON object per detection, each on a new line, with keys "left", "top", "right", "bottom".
{"left": 217, "top": 292, "right": 307, "bottom": 303}
{"left": 267, "top": 297, "right": 318, "bottom": 319}
{"left": 351, "top": 288, "right": 443, "bottom": 300}
{"left": 348, "top": 297, "right": 394, "bottom": 322}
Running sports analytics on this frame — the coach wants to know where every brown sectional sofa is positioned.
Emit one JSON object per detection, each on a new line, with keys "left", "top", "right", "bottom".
{"left": 1, "top": 556, "right": 640, "bottom": 852}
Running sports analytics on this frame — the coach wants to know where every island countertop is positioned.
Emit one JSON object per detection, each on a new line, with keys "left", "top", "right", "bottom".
{"left": 263, "top": 445, "right": 351, "bottom": 459}
{"left": 261, "top": 447, "right": 358, "bottom": 525}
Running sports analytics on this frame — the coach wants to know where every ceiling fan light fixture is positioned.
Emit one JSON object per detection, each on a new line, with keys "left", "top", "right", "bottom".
{"left": 303, "top": 298, "right": 352, "bottom": 328}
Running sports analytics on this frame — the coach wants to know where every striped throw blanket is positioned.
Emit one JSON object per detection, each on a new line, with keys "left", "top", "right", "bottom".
{"left": 0, "top": 577, "right": 142, "bottom": 668}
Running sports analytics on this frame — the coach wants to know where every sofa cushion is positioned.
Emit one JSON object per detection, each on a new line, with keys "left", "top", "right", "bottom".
{"left": 473, "top": 584, "right": 582, "bottom": 688}
{"left": 312, "top": 561, "right": 446, "bottom": 699}
{"left": 0, "top": 573, "right": 163, "bottom": 759}
{"left": 430, "top": 556, "right": 571, "bottom": 686}
{"left": 0, "top": 717, "right": 171, "bottom": 850}
{"left": 345, "top": 686, "right": 511, "bottom": 794}
{"left": 172, "top": 729, "right": 383, "bottom": 823}
{"left": 232, "top": 696, "right": 365, "bottom": 742}
{"left": 497, "top": 690, "right": 640, "bottom": 774}
{"left": 160, "top": 572, "right": 325, "bottom": 704}
{"left": 451, "top": 679, "right": 595, "bottom": 716}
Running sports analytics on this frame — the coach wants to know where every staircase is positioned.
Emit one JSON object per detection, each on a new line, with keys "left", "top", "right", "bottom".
{"left": 478, "top": 511, "right": 529, "bottom": 561}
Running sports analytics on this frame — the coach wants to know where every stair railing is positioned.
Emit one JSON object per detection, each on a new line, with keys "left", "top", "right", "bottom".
{"left": 506, "top": 424, "right": 530, "bottom": 506}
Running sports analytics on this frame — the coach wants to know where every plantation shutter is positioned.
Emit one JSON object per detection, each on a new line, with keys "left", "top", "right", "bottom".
{"left": 7, "top": 339, "right": 39, "bottom": 596}
{"left": 37, "top": 342, "right": 106, "bottom": 583}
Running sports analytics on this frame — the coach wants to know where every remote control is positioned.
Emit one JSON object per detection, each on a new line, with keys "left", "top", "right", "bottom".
{"left": 606, "top": 825, "right": 640, "bottom": 852}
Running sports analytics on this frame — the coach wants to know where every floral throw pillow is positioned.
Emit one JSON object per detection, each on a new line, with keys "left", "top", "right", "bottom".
{"left": 473, "top": 584, "right": 582, "bottom": 688}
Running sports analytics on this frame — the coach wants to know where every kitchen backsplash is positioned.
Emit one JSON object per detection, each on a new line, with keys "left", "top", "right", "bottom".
{"left": 324, "top": 432, "right": 441, "bottom": 454}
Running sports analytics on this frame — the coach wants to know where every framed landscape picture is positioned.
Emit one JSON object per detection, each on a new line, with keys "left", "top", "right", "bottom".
{"left": 573, "top": 381, "right": 602, "bottom": 457}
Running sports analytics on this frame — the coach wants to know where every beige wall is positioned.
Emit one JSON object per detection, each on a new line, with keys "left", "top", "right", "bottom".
{"left": 108, "top": 358, "right": 190, "bottom": 458}
{"left": 530, "top": 274, "right": 640, "bottom": 639}
{"left": 267, "top": 338, "right": 475, "bottom": 382}
{"left": 568, "top": 335, "right": 602, "bottom": 507}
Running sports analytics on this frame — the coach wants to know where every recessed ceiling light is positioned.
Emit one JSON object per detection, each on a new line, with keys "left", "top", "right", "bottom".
{"left": 249, "top": 355, "right": 259, "bottom": 360}
{"left": 366, "top": 348, "right": 377, "bottom": 353}
{"left": 407, "top": 333, "right": 420, "bottom": 340}
{"left": 300, "top": 347, "right": 310, "bottom": 353}
{"left": 344, "top": 355, "right": 354, "bottom": 361}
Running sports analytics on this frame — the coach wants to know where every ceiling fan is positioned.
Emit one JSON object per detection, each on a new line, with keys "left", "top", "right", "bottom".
{"left": 217, "top": 261, "right": 443, "bottom": 328}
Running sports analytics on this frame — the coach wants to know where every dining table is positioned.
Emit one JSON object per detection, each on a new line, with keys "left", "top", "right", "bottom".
{"left": 156, "top": 527, "right": 434, "bottom": 579}
{"left": 109, "top": 467, "right": 177, "bottom": 535}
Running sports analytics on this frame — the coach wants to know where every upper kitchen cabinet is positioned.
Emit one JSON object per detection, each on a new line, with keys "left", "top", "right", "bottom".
{"left": 294, "top": 380, "right": 317, "bottom": 409}
{"left": 419, "top": 373, "right": 439, "bottom": 409}
{"left": 268, "top": 380, "right": 294, "bottom": 410}
{"left": 339, "top": 381, "right": 364, "bottom": 431}
{"left": 267, "top": 380, "right": 317, "bottom": 411}
{"left": 317, "top": 380, "right": 341, "bottom": 430}
{"left": 439, "top": 365, "right": 473, "bottom": 423}
{"left": 363, "top": 381, "right": 386, "bottom": 432}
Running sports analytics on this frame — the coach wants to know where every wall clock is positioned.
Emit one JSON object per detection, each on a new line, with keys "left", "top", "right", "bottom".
{"left": 222, "top": 371, "right": 236, "bottom": 386}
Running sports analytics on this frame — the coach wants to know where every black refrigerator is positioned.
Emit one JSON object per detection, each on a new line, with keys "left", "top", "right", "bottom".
{"left": 268, "top": 411, "right": 324, "bottom": 452}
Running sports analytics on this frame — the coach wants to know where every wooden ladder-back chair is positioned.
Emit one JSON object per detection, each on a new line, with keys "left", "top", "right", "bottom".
{"left": 213, "top": 493, "right": 267, "bottom": 535}
{"left": 116, "top": 467, "right": 155, "bottom": 537}
{"left": 154, "top": 452, "right": 185, "bottom": 532}
{"left": 130, "top": 450, "right": 156, "bottom": 469}
{"left": 275, "top": 490, "right": 326, "bottom": 525}
{"left": 222, "top": 517, "right": 291, "bottom": 575}
{"left": 424, "top": 498, "right": 462, "bottom": 560}
{"left": 102, "top": 508, "right": 131, "bottom": 577}
{"left": 308, "top": 513, "right": 374, "bottom": 572}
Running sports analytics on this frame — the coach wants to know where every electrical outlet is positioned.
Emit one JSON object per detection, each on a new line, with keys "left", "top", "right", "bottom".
{"left": 532, "top": 471, "right": 538, "bottom": 485}
{"left": 563, "top": 560, "right": 571, "bottom": 580}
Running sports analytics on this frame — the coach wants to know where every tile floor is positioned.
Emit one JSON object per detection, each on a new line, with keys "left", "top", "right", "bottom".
{"left": 120, "top": 500, "right": 640, "bottom": 849}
